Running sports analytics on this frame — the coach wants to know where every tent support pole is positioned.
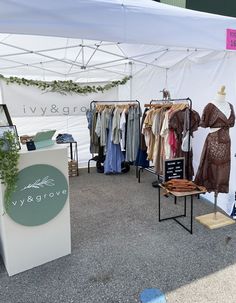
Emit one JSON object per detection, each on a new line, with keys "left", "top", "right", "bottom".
{"left": 129, "top": 61, "right": 133, "bottom": 101}
{"left": 0, "top": 80, "right": 5, "bottom": 104}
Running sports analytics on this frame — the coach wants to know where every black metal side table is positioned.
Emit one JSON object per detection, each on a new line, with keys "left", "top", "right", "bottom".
{"left": 158, "top": 184, "right": 206, "bottom": 234}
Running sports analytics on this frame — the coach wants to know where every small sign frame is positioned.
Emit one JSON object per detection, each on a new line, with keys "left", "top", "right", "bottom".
{"left": 0, "top": 104, "right": 13, "bottom": 126}
{"left": 163, "top": 157, "right": 185, "bottom": 182}
{"left": 226, "top": 28, "right": 236, "bottom": 50}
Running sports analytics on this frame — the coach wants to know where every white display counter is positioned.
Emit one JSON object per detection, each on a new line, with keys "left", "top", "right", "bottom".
{"left": 0, "top": 145, "right": 71, "bottom": 276}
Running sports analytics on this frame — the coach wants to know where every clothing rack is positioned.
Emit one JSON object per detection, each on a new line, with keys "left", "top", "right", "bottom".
{"left": 150, "top": 98, "right": 192, "bottom": 105}
{"left": 88, "top": 99, "right": 141, "bottom": 173}
{"left": 138, "top": 97, "right": 193, "bottom": 182}
{"left": 90, "top": 99, "right": 141, "bottom": 110}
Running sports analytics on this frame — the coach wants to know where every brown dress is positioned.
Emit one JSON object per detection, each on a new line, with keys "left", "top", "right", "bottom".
{"left": 169, "top": 108, "right": 200, "bottom": 179}
{"left": 194, "top": 102, "right": 235, "bottom": 193}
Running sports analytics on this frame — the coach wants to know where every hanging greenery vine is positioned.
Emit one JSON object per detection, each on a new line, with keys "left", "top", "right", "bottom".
{"left": 0, "top": 74, "right": 131, "bottom": 96}
{"left": 0, "top": 131, "right": 20, "bottom": 211}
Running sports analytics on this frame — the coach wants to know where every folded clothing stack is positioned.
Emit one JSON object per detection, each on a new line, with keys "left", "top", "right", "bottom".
{"left": 20, "top": 135, "right": 34, "bottom": 144}
{"left": 56, "top": 133, "right": 75, "bottom": 143}
{"left": 163, "top": 179, "right": 206, "bottom": 193}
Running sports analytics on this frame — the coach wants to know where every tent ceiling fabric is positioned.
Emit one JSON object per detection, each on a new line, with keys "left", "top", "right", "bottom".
{"left": 0, "top": 35, "right": 132, "bottom": 81}
{"left": 0, "top": 34, "right": 231, "bottom": 81}
{"left": 0, "top": 0, "right": 236, "bottom": 49}
{"left": 0, "top": 0, "right": 236, "bottom": 81}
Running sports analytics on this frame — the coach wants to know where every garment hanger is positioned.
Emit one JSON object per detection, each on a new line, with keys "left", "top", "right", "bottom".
{"left": 171, "top": 103, "right": 188, "bottom": 111}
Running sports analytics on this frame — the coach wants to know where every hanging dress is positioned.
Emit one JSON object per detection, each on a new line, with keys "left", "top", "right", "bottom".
{"left": 169, "top": 108, "right": 200, "bottom": 179}
{"left": 194, "top": 102, "right": 235, "bottom": 193}
{"left": 104, "top": 115, "right": 124, "bottom": 174}
{"left": 135, "top": 108, "right": 149, "bottom": 168}
{"left": 125, "top": 106, "right": 141, "bottom": 162}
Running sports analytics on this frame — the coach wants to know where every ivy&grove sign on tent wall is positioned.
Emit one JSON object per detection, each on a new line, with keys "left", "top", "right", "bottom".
{"left": 0, "top": 81, "right": 119, "bottom": 117}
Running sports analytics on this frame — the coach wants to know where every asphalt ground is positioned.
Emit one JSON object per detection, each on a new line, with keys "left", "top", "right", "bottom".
{"left": 0, "top": 167, "right": 236, "bottom": 303}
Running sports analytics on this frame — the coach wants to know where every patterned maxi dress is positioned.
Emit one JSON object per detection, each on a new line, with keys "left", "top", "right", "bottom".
{"left": 194, "top": 102, "right": 235, "bottom": 193}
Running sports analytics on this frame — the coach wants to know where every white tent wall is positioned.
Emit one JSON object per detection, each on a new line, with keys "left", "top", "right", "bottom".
{"left": 13, "top": 115, "right": 90, "bottom": 165}
{"left": 125, "top": 52, "right": 236, "bottom": 215}
{"left": 0, "top": 80, "right": 120, "bottom": 117}
{"left": 0, "top": 82, "right": 119, "bottom": 167}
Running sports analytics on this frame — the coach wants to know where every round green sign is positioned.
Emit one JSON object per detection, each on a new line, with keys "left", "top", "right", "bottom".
{"left": 6, "top": 164, "right": 69, "bottom": 226}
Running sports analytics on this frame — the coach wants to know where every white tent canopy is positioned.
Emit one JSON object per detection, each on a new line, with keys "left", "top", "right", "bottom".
{"left": 0, "top": 0, "right": 236, "bottom": 81}
{"left": 0, "top": 0, "right": 236, "bottom": 215}
{"left": 1, "top": 0, "right": 236, "bottom": 49}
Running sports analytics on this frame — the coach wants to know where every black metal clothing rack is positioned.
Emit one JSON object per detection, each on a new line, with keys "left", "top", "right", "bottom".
{"left": 88, "top": 99, "right": 141, "bottom": 173}
{"left": 90, "top": 99, "right": 141, "bottom": 111}
{"left": 138, "top": 97, "right": 193, "bottom": 182}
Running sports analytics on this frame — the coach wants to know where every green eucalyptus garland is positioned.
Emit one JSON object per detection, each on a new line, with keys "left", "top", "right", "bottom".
{"left": 0, "top": 74, "right": 131, "bottom": 95}
{"left": 0, "top": 131, "right": 19, "bottom": 211}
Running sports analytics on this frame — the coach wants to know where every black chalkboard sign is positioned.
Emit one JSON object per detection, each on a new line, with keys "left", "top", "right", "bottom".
{"left": 164, "top": 157, "right": 185, "bottom": 182}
